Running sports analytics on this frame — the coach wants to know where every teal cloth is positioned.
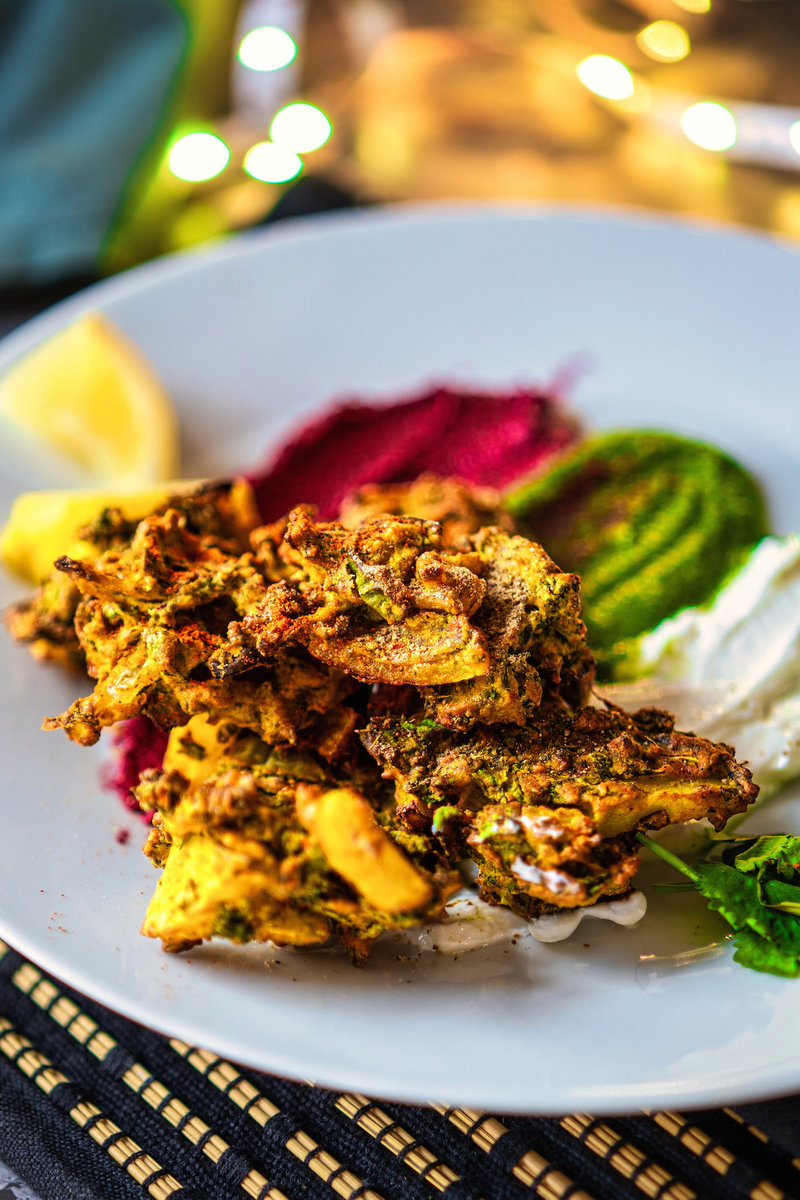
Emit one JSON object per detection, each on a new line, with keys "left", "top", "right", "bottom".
{"left": 0, "top": 0, "right": 185, "bottom": 286}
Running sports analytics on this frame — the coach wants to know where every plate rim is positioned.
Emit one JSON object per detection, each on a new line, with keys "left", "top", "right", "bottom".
{"left": 3, "top": 197, "right": 799, "bottom": 372}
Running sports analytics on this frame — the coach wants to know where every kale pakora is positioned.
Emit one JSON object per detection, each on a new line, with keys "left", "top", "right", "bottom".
{"left": 136, "top": 715, "right": 458, "bottom": 961}
{"left": 361, "top": 703, "right": 757, "bottom": 917}
{"left": 5, "top": 474, "right": 759, "bottom": 959}
{"left": 338, "top": 473, "right": 515, "bottom": 546}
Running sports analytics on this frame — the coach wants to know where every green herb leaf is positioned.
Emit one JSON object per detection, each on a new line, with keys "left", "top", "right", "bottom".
{"left": 346, "top": 557, "right": 406, "bottom": 623}
{"left": 732, "top": 835, "right": 800, "bottom": 876}
{"left": 734, "top": 925, "right": 800, "bottom": 977}
{"left": 758, "top": 877, "right": 800, "bottom": 916}
{"left": 691, "top": 861, "right": 772, "bottom": 938}
{"left": 637, "top": 832, "right": 800, "bottom": 978}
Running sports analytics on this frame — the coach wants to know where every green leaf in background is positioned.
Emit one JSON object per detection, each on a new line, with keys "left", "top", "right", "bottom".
{"left": 758, "top": 878, "right": 800, "bottom": 916}
{"left": 691, "top": 861, "right": 776, "bottom": 940}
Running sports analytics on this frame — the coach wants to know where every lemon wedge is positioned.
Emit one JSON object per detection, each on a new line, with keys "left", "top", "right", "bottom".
{"left": 0, "top": 484, "right": 194, "bottom": 583}
{"left": 0, "top": 477, "right": 259, "bottom": 583}
{"left": 0, "top": 312, "right": 180, "bottom": 487}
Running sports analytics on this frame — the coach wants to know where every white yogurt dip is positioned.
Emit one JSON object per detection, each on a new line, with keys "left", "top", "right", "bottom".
{"left": 603, "top": 534, "right": 800, "bottom": 799}
{"left": 527, "top": 891, "right": 648, "bottom": 942}
{"left": 400, "top": 890, "right": 647, "bottom": 953}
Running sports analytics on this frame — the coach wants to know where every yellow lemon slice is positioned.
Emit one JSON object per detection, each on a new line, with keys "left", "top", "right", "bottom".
{"left": 0, "top": 477, "right": 258, "bottom": 583}
{"left": 0, "top": 312, "right": 180, "bottom": 487}
{"left": 0, "top": 483, "right": 193, "bottom": 583}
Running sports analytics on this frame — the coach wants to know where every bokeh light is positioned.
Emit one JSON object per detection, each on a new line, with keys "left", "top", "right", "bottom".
{"left": 673, "top": 0, "right": 710, "bottom": 11}
{"left": 773, "top": 187, "right": 800, "bottom": 238}
{"left": 244, "top": 141, "right": 303, "bottom": 183}
{"left": 269, "top": 102, "right": 332, "bottom": 152}
{"left": 680, "top": 102, "right": 737, "bottom": 152}
{"left": 576, "top": 56, "right": 634, "bottom": 102}
{"left": 637, "top": 21, "right": 691, "bottom": 63}
{"left": 238, "top": 26, "right": 297, "bottom": 72}
{"left": 789, "top": 121, "right": 800, "bottom": 157}
{"left": 168, "top": 132, "right": 230, "bottom": 182}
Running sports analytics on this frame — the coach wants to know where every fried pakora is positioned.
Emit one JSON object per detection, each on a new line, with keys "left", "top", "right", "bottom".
{"left": 228, "top": 505, "right": 492, "bottom": 686}
{"left": 5, "top": 474, "right": 759, "bottom": 959}
{"left": 6, "top": 568, "right": 84, "bottom": 671}
{"left": 6, "top": 478, "right": 258, "bottom": 675}
{"left": 29, "top": 487, "right": 359, "bottom": 751}
{"left": 31, "top": 484, "right": 595, "bottom": 743}
{"left": 361, "top": 704, "right": 757, "bottom": 916}
{"left": 136, "top": 715, "right": 458, "bottom": 961}
{"left": 338, "top": 473, "right": 515, "bottom": 546}
{"left": 228, "top": 508, "right": 594, "bottom": 726}
{"left": 419, "top": 527, "right": 595, "bottom": 729}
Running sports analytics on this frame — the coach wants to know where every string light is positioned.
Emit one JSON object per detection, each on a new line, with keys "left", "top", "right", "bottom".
{"left": 270, "top": 102, "right": 332, "bottom": 152}
{"left": 636, "top": 21, "right": 691, "bottom": 63}
{"left": 680, "top": 102, "right": 737, "bottom": 151}
{"left": 238, "top": 25, "right": 297, "bottom": 72}
{"left": 576, "top": 56, "right": 634, "bottom": 102}
{"left": 244, "top": 141, "right": 303, "bottom": 183}
{"left": 168, "top": 132, "right": 230, "bottom": 181}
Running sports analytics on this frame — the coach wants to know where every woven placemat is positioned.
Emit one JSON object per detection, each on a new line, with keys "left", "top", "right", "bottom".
{"left": 0, "top": 939, "right": 798, "bottom": 1200}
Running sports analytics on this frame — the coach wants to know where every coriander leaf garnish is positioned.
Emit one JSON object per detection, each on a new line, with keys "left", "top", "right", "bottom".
{"left": 637, "top": 832, "right": 800, "bottom": 977}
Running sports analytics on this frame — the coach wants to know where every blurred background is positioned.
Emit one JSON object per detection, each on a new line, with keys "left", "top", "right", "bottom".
{"left": 5, "top": 0, "right": 800, "bottom": 298}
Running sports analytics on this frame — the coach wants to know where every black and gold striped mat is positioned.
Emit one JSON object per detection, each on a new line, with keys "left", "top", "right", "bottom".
{"left": 0, "top": 938, "right": 797, "bottom": 1200}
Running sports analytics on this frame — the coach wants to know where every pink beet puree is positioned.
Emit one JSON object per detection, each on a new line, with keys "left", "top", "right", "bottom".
{"left": 103, "top": 717, "right": 170, "bottom": 819}
{"left": 248, "top": 384, "right": 577, "bottom": 521}
{"left": 107, "top": 383, "right": 577, "bottom": 814}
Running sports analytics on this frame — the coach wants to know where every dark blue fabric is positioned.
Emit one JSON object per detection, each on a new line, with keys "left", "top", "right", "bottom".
{"left": 681, "top": 1104, "right": 800, "bottom": 1197}
{"left": 0, "top": 1051, "right": 157, "bottom": 1200}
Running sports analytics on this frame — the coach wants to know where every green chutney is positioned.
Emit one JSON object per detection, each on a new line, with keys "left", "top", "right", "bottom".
{"left": 506, "top": 430, "right": 768, "bottom": 679}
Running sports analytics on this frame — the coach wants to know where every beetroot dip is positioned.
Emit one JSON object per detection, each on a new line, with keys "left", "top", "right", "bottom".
{"left": 248, "top": 384, "right": 577, "bottom": 522}
{"left": 104, "top": 718, "right": 170, "bottom": 819}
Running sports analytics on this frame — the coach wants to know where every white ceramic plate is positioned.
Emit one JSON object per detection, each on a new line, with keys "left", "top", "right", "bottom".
{"left": 1, "top": 206, "right": 799, "bottom": 1115}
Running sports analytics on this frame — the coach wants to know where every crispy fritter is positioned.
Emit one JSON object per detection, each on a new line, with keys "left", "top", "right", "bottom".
{"left": 5, "top": 476, "right": 761, "bottom": 957}
{"left": 5, "top": 570, "right": 83, "bottom": 670}
{"left": 5, "top": 479, "right": 259, "bottom": 675}
{"left": 361, "top": 704, "right": 758, "bottom": 916}
{"left": 465, "top": 807, "right": 640, "bottom": 917}
{"left": 420, "top": 527, "right": 595, "bottom": 728}
{"left": 228, "top": 507, "right": 492, "bottom": 686}
{"left": 233, "top": 512, "right": 593, "bottom": 724}
{"left": 36, "top": 497, "right": 593, "bottom": 744}
{"left": 136, "top": 716, "right": 458, "bottom": 960}
{"left": 39, "top": 487, "right": 359, "bottom": 751}
{"left": 338, "top": 474, "right": 515, "bottom": 546}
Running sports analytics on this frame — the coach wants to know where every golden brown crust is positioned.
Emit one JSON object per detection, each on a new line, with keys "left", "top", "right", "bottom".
{"left": 135, "top": 719, "right": 459, "bottom": 957}
{"left": 361, "top": 702, "right": 758, "bottom": 917}
{"left": 338, "top": 473, "right": 515, "bottom": 546}
{"left": 5, "top": 477, "right": 760, "bottom": 959}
